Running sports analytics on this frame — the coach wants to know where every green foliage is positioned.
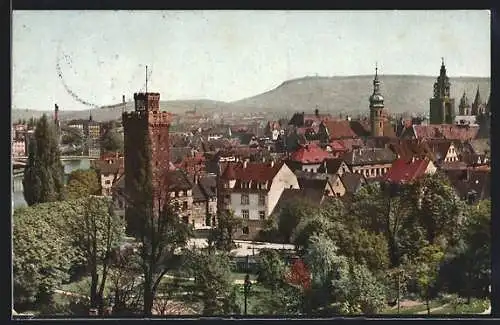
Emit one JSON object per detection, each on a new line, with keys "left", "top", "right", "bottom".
{"left": 61, "top": 128, "right": 84, "bottom": 146}
{"left": 23, "top": 114, "right": 65, "bottom": 206}
{"left": 305, "top": 234, "right": 348, "bottom": 287}
{"left": 256, "top": 248, "right": 286, "bottom": 291}
{"left": 278, "top": 199, "right": 318, "bottom": 243}
{"left": 412, "top": 244, "right": 445, "bottom": 314}
{"left": 13, "top": 201, "right": 83, "bottom": 306}
{"left": 332, "top": 260, "right": 387, "bottom": 315}
{"left": 65, "top": 169, "right": 101, "bottom": 200}
{"left": 100, "top": 128, "right": 124, "bottom": 153}
{"left": 411, "top": 174, "right": 464, "bottom": 245}
{"left": 291, "top": 213, "right": 334, "bottom": 252}
{"left": 187, "top": 251, "right": 236, "bottom": 315}
{"left": 208, "top": 210, "right": 242, "bottom": 252}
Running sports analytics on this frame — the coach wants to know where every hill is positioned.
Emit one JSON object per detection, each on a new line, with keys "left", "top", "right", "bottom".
{"left": 12, "top": 75, "right": 490, "bottom": 122}
{"left": 230, "top": 75, "right": 491, "bottom": 115}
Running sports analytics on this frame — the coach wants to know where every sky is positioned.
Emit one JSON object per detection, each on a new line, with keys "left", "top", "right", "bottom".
{"left": 12, "top": 10, "right": 490, "bottom": 111}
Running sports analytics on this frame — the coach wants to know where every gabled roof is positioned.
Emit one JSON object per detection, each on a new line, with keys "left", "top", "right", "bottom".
{"left": 342, "top": 147, "right": 396, "bottom": 166}
{"left": 426, "top": 139, "right": 453, "bottom": 161}
{"left": 289, "top": 143, "right": 330, "bottom": 164}
{"left": 349, "top": 120, "right": 396, "bottom": 138}
{"left": 388, "top": 139, "right": 434, "bottom": 161}
{"left": 340, "top": 173, "right": 366, "bottom": 194}
{"left": 198, "top": 175, "right": 217, "bottom": 198}
{"left": 324, "top": 158, "right": 347, "bottom": 174}
{"left": 166, "top": 169, "right": 193, "bottom": 191}
{"left": 272, "top": 188, "right": 324, "bottom": 215}
{"left": 321, "top": 120, "right": 359, "bottom": 139}
{"left": 384, "top": 158, "right": 430, "bottom": 183}
{"left": 91, "top": 159, "right": 123, "bottom": 175}
{"left": 220, "top": 161, "right": 284, "bottom": 182}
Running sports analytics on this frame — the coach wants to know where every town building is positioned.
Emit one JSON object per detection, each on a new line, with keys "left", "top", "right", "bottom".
{"left": 218, "top": 160, "right": 299, "bottom": 238}
{"left": 91, "top": 152, "right": 124, "bottom": 196}
{"left": 384, "top": 157, "right": 437, "bottom": 184}
{"left": 287, "top": 143, "right": 331, "bottom": 173}
{"left": 342, "top": 147, "right": 396, "bottom": 179}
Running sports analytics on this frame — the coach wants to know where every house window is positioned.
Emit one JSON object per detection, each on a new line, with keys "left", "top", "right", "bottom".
{"left": 242, "top": 226, "right": 249, "bottom": 235}
{"left": 259, "top": 211, "right": 266, "bottom": 220}
{"left": 179, "top": 191, "right": 184, "bottom": 197}
{"left": 241, "top": 194, "right": 249, "bottom": 205}
{"left": 182, "top": 201, "right": 188, "bottom": 210}
{"left": 105, "top": 179, "right": 111, "bottom": 185}
{"left": 182, "top": 216, "right": 189, "bottom": 224}
{"left": 242, "top": 209, "right": 249, "bottom": 219}
{"left": 226, "top": 195, "right": 231, "bottom": 204}
{"left": 258, "top": 194, "right": 265, "bottom": 206}
{"left": 205, "top": 215, "right": 211, "bottom": 226}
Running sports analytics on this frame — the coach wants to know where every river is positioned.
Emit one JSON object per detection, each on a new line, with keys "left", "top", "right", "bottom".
{"left": 12, "top": 157, "right": 92, "bottom": 209}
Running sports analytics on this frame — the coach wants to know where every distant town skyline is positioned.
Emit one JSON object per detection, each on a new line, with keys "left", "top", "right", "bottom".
{"left": 13, "top": 10, "right": 490, "bottom": 111}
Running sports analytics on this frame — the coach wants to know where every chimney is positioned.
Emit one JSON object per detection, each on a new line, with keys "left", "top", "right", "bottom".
{"left": 315, "top": 107, "right": 319, "bottom": 117}
{"left": 243, "top": 160, "right": 248, "bottom": 169}
{"left": 122, "top": 95, "right": 125, "bottom": 104}
{"left": 54, "top": 104, "right": 59, "bottom": 122}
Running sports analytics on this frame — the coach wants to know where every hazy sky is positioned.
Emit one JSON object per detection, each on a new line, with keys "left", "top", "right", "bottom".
{"left": 12, "top": 10, "right": 490, "bottom": 111}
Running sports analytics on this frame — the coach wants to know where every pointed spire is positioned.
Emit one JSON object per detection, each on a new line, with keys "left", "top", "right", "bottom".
{"left": 372, "top": 64, "right": 381, "bottom": 95}
{"left": 474, "top": 86, "right": 482, "bottom": 106}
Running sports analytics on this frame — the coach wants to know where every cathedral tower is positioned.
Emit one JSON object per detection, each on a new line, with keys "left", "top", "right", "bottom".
{"left": 429, "top": 58, "right": 455, "bottom": 124}
{"left": 471, "top": 86, "right": 485, "bottom": 116}
{"left": 458, "top": 91, "right": 471, "bottom": 115}
{"left": 369, "top": 64, "right": 385, "bottom": 137}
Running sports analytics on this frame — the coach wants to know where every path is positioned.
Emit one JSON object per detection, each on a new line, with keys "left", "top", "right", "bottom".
{"left": 416, "top": 303, "right": 450, "bottom": 315}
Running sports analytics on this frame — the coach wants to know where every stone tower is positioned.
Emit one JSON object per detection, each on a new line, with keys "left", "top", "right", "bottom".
{"left": 122, "top": 92, "right": 172, "bottom": 229}
{"left": 458, "top": 91, "right": 471, "bottom": 115}
{"left": 429, "top": 58, "right": 455, "bottom": 124}
{"left": 369, "top": 64, "right": 385, "bottom": 137}
{"left": 471, "top": 86, "right": 485, "bottom": 116}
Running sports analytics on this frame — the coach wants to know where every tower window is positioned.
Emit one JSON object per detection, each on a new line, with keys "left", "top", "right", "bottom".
{"left": 158, "top": 134, "right": 161, "bottom": 142}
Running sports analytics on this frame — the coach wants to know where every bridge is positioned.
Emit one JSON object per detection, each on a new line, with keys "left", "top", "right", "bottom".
{"left": 13, "top": 156, "right": 95, "bottom": 164}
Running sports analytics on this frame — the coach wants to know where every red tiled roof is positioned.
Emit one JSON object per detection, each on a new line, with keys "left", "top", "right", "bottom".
{"left": 413, "top": 124, "right": 479, "bottom": 141}
{"left": 322, "top": 120, "right": 359, "bottom": 139}
{"left": 329, "top": 140, "right": 347, "bottom": 151}
{"left": 388, "top": 139, "right": 435, "bottom": 161}
{"left": 384, "top": 158, "right": 430, "bottom": 183}
{"left": 290, "top": 143, "right": 331, "bottom": 164}
{"left": 220, "top": 161, "right": 284, "bottom": 182}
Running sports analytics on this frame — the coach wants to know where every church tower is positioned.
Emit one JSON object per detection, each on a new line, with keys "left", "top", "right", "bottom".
{"left": 429, "top": 58, "right": 455, "bottom": 124}
{"left": 471, "top": 86, "right": 484, "bottom": 116}
{"left": 458, "top": 91, "right": 471, "bottom": 115}
{"left": 369, "top": 64, "right": 385, "bottom": 137}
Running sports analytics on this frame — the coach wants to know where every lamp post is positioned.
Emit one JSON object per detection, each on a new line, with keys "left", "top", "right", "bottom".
{"left": 243, "top": 254, "right": 252, "bottom": 315}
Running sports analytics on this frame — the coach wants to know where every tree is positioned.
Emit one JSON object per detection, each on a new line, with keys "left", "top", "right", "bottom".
{"left": 65, "top": 169, "right": 101, "bottom": 200}
{"left": 278, "top": 200, "right": 320, "bottom": 244}
{"left": 61, "top": 128, "right": 84, "bottom": 146}
{"left": 332, "top": 260, "right": 387, "bottom": 315}
{"left": 291, "top": 213, "right": 334, "bottom": 253}
{"left": 411, "top": 174, "right": 465, "bottom": 245}
{"left": 208, "top": 210, "right": 242, "bottom": 253}
{"left": 187, "top": 250, "right": 237, "bottom": 315}
{"left": 123, "top": 134, "right": 192, "bottom": 316}
{"left": 23, "top": 114, "right": 65, "bottom": 205}
{"left": 351, "top": 182, "right": 414, "bottom": 268}
{"left": 413, "top": 244, "right": 445, "bottom": 315}
{"left": 256, "top": 249, "right": 286, "bottom": 293}
{"left": 101, "top": 128, "right": 124, "bottom": 153}
{"left": 13, "top": 201, "right": 81, "bottom": 309}
{"left": 70, "top": 196, "right": 126, "bottom": 314}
